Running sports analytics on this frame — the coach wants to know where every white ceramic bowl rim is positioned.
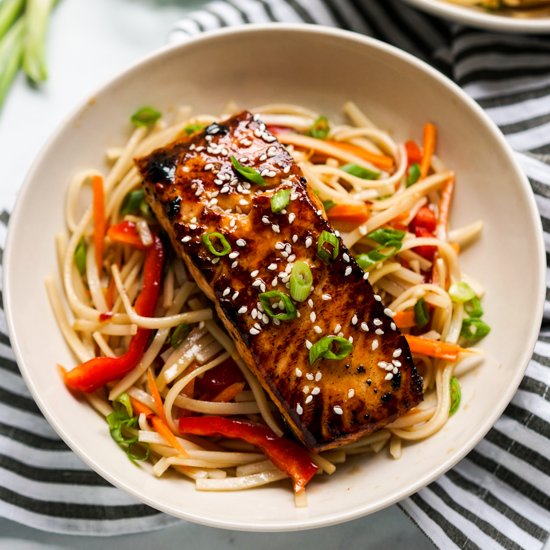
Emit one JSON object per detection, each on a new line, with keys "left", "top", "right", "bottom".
{"left": 4, "top": 24, "right": 546, "bottom": 531}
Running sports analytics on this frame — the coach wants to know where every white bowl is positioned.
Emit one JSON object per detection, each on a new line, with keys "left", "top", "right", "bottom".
{"left": 402, "top": 0, "right": 550, "bottom": 33}
{"left": 4, "top": 25, "right": 545, "bottom": 531}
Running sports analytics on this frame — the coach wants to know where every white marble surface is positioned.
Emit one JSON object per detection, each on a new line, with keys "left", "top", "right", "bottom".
{"left": 0, "top": 0, "right": 429, "bottom": 547}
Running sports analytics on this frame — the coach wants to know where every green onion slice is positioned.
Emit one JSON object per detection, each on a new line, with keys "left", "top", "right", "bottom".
{"left": 341, "top": 163, "right": 380, "bottom": 180}
{"left": 290, "top": 261, "right": 313, "bottom": 302}
{"left": 306, "top": 115, "right": 330, "bottom": 140}
{"left": 202, "top": 232, "right": 232, "bottom": 257}
{"left": 131, "top": 106, "right": 161, "bottom": 127}
{"left": 230, "top": 156, "right": 266, "bottom": 186}
{"left": 259, "top": 291, "right": 297, "bottom": 321}
{"left": 414, "top": 298, "right": 430, "bottom": 329}
{"left": 114, "top": 392, "right": 133, "bottom": 418}
{"left": 309, "top": 336, "right": 353, "bottom": 365}
{"left": 322, "top": 200, "right": 335, "bottom": 212}
{"left": 449, "top": 281, "right": 476, "bottom": 303}
{"left": 460, "top": 318, "right": 491, "bottom": 343}
{"left": 368, "top": 227, "right": 406, "bottom": 245}
{"left": 355, "top": 241, "right": 402, "bottom": 271}
{"left": 317, "top": 230, "right": 339, "bottom": 262}
{"left": 271, "top": 188, "right": 291, "bottom": 213}
{"left": 170, "top": 323, "right": 191, "bottom": 348}
{"left": 464, "top": 296, "right": 484, "bottom": 318}
{"left": 74, "top": 238, "right": 87, "bottom": 276}
{"left": 183, "top": 123, "right": 205, "bottom": 135}
{"left": 121, "top": 189, "right": 149, "bottom": 217}
{"left": 449, "top": 377, "right": 461, "bottom": 416}
{"left": 107, "top": 410, "right": 138, "bottom": 447}
{"left": 406, "top": 163, "right": 421, "bottom": 187}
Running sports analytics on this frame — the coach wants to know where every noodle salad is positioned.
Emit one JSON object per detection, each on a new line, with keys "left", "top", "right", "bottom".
{"left": 48, "top": 101, "right": 490, "bottom": 505}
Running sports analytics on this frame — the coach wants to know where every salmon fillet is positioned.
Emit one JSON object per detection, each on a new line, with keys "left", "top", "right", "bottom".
{"left": 135, "top": 111, "right": 423, "bottom": 451}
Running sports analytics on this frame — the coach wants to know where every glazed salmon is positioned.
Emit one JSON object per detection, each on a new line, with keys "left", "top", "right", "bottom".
{"left": 135, "top": 111, "right": 423, "bottom": 451}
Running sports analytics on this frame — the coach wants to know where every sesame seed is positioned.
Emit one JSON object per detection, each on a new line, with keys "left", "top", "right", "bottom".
{"left": 313, "top": 325, "right": 322, "bottom": 334}
{"left": 305, "top": 237, "right": 313, "bottom": 248}
{"left": 352, "top": 314, "right": 358, "bottom": 325}
{"left": 373, "top": 318, "right": 383, "bottom": 326}
{"left": 252, "top": 280, "right": 262, "bottom": 287}
{"left": 260, "top": 168, "right": 269, "bottom": 177}
{"left": 363, "top": 272, "right": 369, "bottom": 280}
{"left": 271, "top": 278, "right": 278, "bottom": 287}
{"left": 238, "top": 199, "right": 248, "bottom": 206}
{"left": 254, "top": 322, "right": 262, "bottom": 330}
{"left": 343, "top": 253, "right": 350, "bottom": 262}
{"left": 348, "top": 389, "right": 355, "bottom": 399}
{"left": 262, "top": 314, "right": 269, "bottom": 324}
{"left": 181, "top": 236, "right": 192, "bottom": 243}
{"left": 296, "top": 403, "right": 303, "bottom": 415}
{"left": 268, "top": 263, "right": 277, "bottom": 271}
{"left": 259, "top": 154, "right": 267, "bottom": 162}
{"left": 273, "top": 318, "right": 280, "bottom": 326}
{"left": 348, "top": 336, "right": 353, "bottom": 343}
{"left": 229, "top": 251, "right": 240, "bottom": 259}
{"left": 260, "top": 283, "right": 266, "bottom": 292}
{"left": 385, "top": 373, "right": 394, "bottom": 381}
{"left": 344, "top": 266, "right": 352, "bottom": 277}
{"left": 295, "top": 368, "right": 302, "bottom": 377}
{"left": 262, "top": 216, "right": 270, "bottom": 225}
{"left": 238, "top": 306, "right": 247, "bottom": 314}
{"left": 308, "top": 298, "right": 314, "bottom": 308}
{"left": 375, "top": 328, "right": 384, "bottom": 335}
{"left": 361, "top": 322, "right": 369, "bottom": 332}
{"left": 275, "top": 242, "right": 284, "bottom": 250}
{"left": 391, "top": 322, "right": 397, "bottom": 331}
{"left": 384, "top": 307, "right": 394, "bottom": 317}
{"left": 236, "top": 239, "right": 246, "bottom": 248}
{"left": 303, "top": 386, "right": 310, "bottom": 394}
{"left": 287, "top": 254, "right": 296, "bottom": 262}
{"left": 284, "top": 165, "right": 291, "bottom": 174}
{"left": 212, "top": 258, "right": 220, "bottom": 264}
{"left": 305, "top": 340, "right": 312, "bottom": 350}
{"left": 267, "top": 170, "right": 277, "bottom": 178}
{"left": 378, "top": 361, "right": 388, "bottom": 368}
{"left": 337, "top": 331, "right": 344, "bottom": 338}
{"left": 288, "top": 213, "right": 296, "bottom": 224}
{"left": 333, "top": 406, "right": 343, "bottom": 415}
{"left": 251, "top": 270, "right": 259, "bottom": 277}
{"left": 392, "top": 360, "right": 402, "bottom": 367}
{"left": 231, "top": 261, "right": 238, "bottom": 268}
{"left": 393, "top": 349, "right": 402, "bottom": 358}
{"left": 251, "top": 309, "right": 258, "bottom": 319}
{"left": 374, "top": 294, "right": 382, "bottom": 302}
{"left": 393, "top": 367, "right": 399, "bottom": 374}
{"left": 292, "top": 234, "right": 299, "bottom": 243}
{"left": 322, "top": 294, "right": 332, "bottom": 301}
{"left": 316, "top": 209, "right": 322, "bottom": 216}
{"left": 272, "top": 224, "right": 280, "bottom": 233}
{"left": 315, "top": 372, "right": 322, "bottom": 382}
{"left": 334, "top": 323, "right": 342, "bottom": 333}
{"left": 250, "top": 328, "right": 259, "bottom": 335}
{"left": 305, "top": 395, "right": 313, "bottom": 404}
{"left": 222, "top": 288, "right": 231, "bottom": 297}
{"left": 204, "top": 163, "right": 213, "bottom": 171}
{"left": 312, "top": 387, "right": 320, "bottom": 395}
{"left": 372, "top": 339, "right": 379, "bottom": 350}
{"left": 306, "top": 373, "right": 314, "bottom": 381}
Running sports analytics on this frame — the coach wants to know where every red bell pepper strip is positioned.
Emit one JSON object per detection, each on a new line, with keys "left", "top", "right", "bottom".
{"left": 410, "top": 206, "right": 437, "bottom": 234}
{"left": 405, "top": 140, "right": 422, "bottom": 167}
{"left": 179, "top": 416, "right": 319, "bottom": 492}
{"left": 62, "top": 222, "right": 164, "bottom": 393}
{"left": 107, "top": 220, "right": 150, "bottom": 250}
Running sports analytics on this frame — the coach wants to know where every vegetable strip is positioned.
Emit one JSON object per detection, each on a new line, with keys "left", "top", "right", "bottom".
{"left": 92, "top": 175, "right": 106, "bottom": 274}
{"left": 420, "top": 123, "right": 437, "bottom": 180}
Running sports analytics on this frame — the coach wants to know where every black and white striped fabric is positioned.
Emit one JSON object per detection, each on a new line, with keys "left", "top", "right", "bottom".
{"left": 1, "top": 1, "right": 549, "bottom": 547}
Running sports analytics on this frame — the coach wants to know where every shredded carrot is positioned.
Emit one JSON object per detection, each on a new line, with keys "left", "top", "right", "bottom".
{"left": 326, "top": 140, "right": 395, "bottom": 171}
{"left": 405, "top": 335, "right": 464, "bottom": 361}
{"left": 147, "top": 369, "right": 168, "bottom": 425}
{"left": 130, "top": 396, "right": 187, "bottom": 456}
{"left": 104, "top": 275, "right": 117, "bottom": 310}
{"left": 389, "top": 210, "right": 410, "bottom": 231}
{"left": 92, "top": 175, "right": 106, "bottom": 274}
{"left": 393, "top": 311, "right": 416, "bottom": 329}
{"left": 212, "top": 382, "right": 246, "bottom": 403}
{"left": 420, "top": 123, "right": 437, "bottom": 180}
{"left": 327, "top": 203, "right": 369, "bottom": 225}
{"left": 436, "top": 174, "right": 455, "bottom": 241}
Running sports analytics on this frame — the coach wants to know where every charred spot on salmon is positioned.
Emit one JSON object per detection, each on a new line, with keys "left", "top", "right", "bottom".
{"left": 135, "top": 110, "right": 423, "bottom": 452}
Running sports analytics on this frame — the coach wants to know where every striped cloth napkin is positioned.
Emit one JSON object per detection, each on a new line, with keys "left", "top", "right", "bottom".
{"left": 1, "top": 1, "right": 549, "bottom": 547}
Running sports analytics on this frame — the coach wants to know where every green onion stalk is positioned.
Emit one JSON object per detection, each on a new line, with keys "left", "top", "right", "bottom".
{"left": 0, "top": 16, "right": 24, "bottom": 107}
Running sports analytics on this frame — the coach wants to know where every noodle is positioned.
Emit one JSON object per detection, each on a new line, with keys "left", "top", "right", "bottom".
{"left": 50, "top": 102, "right": 489, "bottom": 503}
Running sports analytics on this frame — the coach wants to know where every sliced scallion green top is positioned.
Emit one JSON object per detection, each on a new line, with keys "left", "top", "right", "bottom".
{"left": 131, "top": 106, "right": 161, "bottom": 127}
{"left": 230, "top": 156, "right": 266, "bottom": 186}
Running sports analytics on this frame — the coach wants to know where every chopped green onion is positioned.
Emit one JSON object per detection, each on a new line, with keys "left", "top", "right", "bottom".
{"left": 306, "top": 115, "right": 330, "bottom": 140}
{"left": 259, "top": 291, "right": 297, "bottom": 321}
{"left": 449, "top": 377, "right": 461, "bottom": 416}
{"left": 414, "top": 298, "right": 430, "bottom": 329}
{"left": 290, "top": 261, "right": 313, "bottom": 302}
{"left": 127, "top": 442, "right": 150, "bottom": 462}
{"left": 170, "top": 323, "right": 191, "bottom": 348}
{"left": 368, "top": 227, "right": 406, "bottom": 245}
{"left": 0, "top": 17, "right": 24, "bottom": 108}
{"left": 74, "top": 238, "right": 87, "bottom": 276}
{"left": 230, "top": 156, "right": 266, "bottom": 186}
{"left": 107, "top": 410, "right": 138, "bottom": 447}
{"left": 271, "top": 188, "right": 291, "bottom": 213}
{"left": 22, "top": 0, "right": 56, "bottom": 84}
{"left": 317, "top": 230, "right": 339, "bottom": 262}
{"left": 309, "top": 336, "right": 353, "bottom": 365}
{"left": 355, "top": 241, "right": 402, "bottom": 271}
{"left": 406, "top": 163, "right": 421, "bottom": 187}
{"left": 114, "top": 392, "right": 133, "bottom": 418}
{"left": 120, "top": 189, "right": 149, "bottom": 217}
{"left": 202, "top": 232, "right": 231, "bottom": 257}
{"left": 131, "top": 106, "right": 162, "bottom": 127}
{"left": 464, "top": 296, "right": 483, "bottom": 318}
{"left": 341, "top": 163, "right": 380, "bottom": 180}
{"left": 0, "top": 0, "right": 24, "bottom": 41}
{"left": 183, "top": 123, "right": 205, "bottom": 135}
{"left": 449, "top": 281, "right": 476, "bottom": 303}
{"left": 322, "top": 200, "right": 335, "bottom": 212}
{"left": 460, "top": 318, "right": 491, "bottom": 343}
